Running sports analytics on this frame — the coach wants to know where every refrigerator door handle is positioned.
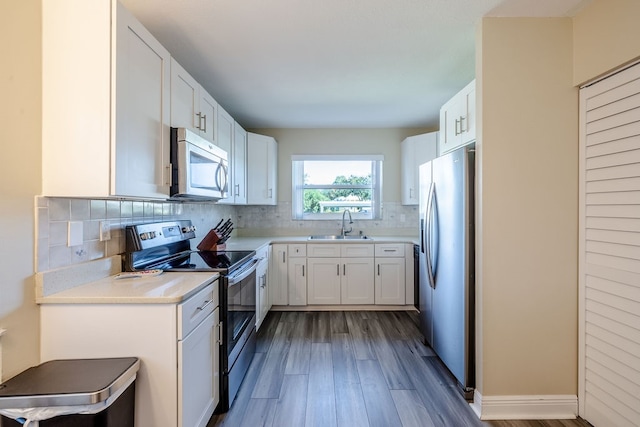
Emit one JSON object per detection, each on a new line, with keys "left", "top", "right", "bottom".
{"left": 425, "top": 183, "right": 436, "bottom": 289}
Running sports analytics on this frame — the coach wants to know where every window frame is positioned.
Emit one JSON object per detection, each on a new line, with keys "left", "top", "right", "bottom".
{"left": 291, "top": 154, "right": 383, "bottom": 220}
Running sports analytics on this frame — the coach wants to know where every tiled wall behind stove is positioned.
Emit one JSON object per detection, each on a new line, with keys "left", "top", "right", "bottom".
{"left": 36, "top": 197, "right": 236, "bottom": 272}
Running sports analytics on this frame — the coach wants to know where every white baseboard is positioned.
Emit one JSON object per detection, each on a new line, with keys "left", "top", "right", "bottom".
{"left": 471, "top": 390, "right": 578, "bottom": 420}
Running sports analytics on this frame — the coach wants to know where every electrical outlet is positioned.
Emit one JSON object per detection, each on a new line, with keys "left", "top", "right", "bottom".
{"left": 100, "top": 221, "right": 111, "bottom": 241}
{"left": 67, "top": 221, "right": 83, "bottom": 247}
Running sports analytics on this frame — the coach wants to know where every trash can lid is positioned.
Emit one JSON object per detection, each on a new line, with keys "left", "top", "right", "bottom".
{"left": 0, "top": 357, "right": 140, "bottom": 409}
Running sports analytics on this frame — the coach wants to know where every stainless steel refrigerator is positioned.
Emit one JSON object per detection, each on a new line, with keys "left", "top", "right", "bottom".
{"left": 418, "top": 144, "right": 475, "bottom": 397}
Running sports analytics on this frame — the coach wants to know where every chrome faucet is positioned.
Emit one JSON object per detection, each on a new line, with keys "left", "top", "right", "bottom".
{"left": 341, "top": 209, "right": 353, "bottom": 236}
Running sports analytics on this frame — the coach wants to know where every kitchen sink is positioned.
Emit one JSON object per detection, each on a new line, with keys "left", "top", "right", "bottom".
{"left": 308, "top": 235, "right": 372, "bottom": 240}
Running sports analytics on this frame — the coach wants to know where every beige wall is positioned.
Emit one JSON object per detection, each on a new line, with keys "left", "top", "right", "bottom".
{"left": 573, "top": 0, "right": 640, "bottom": 85}
{"left": 249, "top": 127, "right": 433, "bottom": 203}
{"left": 0, "top": 1, "right": 42, "bottom": 380}
{"left": 477, "top": 18, "right": 578, "bottom": 396}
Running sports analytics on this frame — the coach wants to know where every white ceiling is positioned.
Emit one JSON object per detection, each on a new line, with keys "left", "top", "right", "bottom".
{"left": 120, "top": 0, "right": 589, "bottom": 129}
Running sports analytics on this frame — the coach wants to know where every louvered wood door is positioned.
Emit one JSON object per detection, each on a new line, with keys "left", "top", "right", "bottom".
{"left": 579, "top": 62, "right": 640, "bottom": 427}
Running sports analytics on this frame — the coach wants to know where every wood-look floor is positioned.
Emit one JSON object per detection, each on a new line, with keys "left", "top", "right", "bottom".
{"left": 208, "top": 311, "right": 591, "bottom": 427}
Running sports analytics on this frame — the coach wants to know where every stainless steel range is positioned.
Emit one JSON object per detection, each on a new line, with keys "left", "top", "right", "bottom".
{"left": 123, "top": 220, "right": 257, "bottom": 413}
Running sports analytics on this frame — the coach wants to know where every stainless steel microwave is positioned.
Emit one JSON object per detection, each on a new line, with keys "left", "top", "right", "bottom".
{"left": 170, "top": 127, "right": 229, "bottom": 200}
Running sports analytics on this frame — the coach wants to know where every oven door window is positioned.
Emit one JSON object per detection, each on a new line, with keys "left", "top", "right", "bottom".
{"left": 227, "top": 270, "right": 256, "bottom": 358}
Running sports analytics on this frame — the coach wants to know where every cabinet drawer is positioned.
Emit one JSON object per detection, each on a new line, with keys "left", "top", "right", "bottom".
{"left": 178, "top": 281, "right": 217, "bottom": 339}
{"left": 288, "top": 244, "right": 307, "bottom": 257}
{"left": 307, "top": 244, "right": 341, "bottom": 257}
{"left": 341, "top": 244, "right": 374, "bottom": 257}
{"left": 375, "top": 244, "right": 405, "bottom": 257}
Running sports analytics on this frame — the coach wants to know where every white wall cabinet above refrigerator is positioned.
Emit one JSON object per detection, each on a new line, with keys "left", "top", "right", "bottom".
{"left": 42, "top": 0, "right": 171, "bottom": 199}
{"left": 439, "top": 79, "right": 476, "bottom": 156}
{"left": 170, "top": 57, "right": 218, "bottom": 145}
{"left": 401, "top": 131, "right": 438, "bottom": 205}
{"left": 247, "top": 133, "right": 278, "bottom": 205}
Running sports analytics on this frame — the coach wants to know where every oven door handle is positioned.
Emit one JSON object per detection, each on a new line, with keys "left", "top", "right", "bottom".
{"left": 227, "top": 258, "right": 259, "bottom": 286}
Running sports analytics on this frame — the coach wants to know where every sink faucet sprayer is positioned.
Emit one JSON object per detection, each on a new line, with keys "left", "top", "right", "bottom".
{"left": 341, "top": 209, "right": 353, "bottom": 236}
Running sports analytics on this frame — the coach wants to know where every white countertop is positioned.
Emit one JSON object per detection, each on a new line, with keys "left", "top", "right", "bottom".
{"left": 224, "top": 235, "right": 418, "bottom": 251}
{"left": 37, "top": 271, "right": 218, "bottom": 304}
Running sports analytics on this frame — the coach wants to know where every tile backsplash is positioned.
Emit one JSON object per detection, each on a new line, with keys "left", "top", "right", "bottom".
{"left": 35, "top": 197, "right": 418, "bottom": 272}
{"left": 36, "top": 197, "right": 235, "bottom": 272}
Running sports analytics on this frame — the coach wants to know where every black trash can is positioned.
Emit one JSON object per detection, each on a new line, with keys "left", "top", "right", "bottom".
{"left": 0, "top": 357, "right": 139, "bottom": 427}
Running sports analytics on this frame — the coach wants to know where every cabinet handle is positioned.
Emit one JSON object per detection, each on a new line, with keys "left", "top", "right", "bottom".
{"left": 455, "top": 118, "right": 461, "bottom": 136}
{"left": 302, "top": 265, "right": 305, "bottom": 277}
{"left": 235, "top": 184, "right": 240, "bottom": 197}
{"left": 384, "top": 249, "right": 395, "bottom": 252}
{"left": 165, "top": 164, "right": 172, "bottom": 186}
{"left": 268, "top": 188, "right": 273, "bottom": 199}
{"left": 343, "top": 264, "right": 346, "bottom": 275}
{"left": 217, "top": 321, "right": 223, "bottom": 345}
{"left": 197, "top": 299, "right": 212, "bottom": 311}
{"left": 196, "top": 112, "right": 202, "bottom": 130}
{"left": 202, "top": 114, "right": 207, "bottom": 133}
{"left": 377, "top": 264, "right": 380, "bottom": 275}
{"left": 282, "top": 252, "right": 286, "bottom": 263}
{"left": 337, "top": 264, "right": 340, "bottom": 276}
{"left": 460, "top": 115, "right": 466, "bottom": 133}
{"left": 409, "top": 188, "right": 414, "bottom": 199}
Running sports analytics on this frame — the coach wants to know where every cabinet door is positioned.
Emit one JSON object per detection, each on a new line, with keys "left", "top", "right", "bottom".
{"left": 247, "top": 133, "right": 277, "bottom": 205}
{"left": 269, "top": 244, "right": 288, "bottom": 305}
{"left": 402, "top": 134, "right": 438, "bottom": 205}
{"left": 288, "top": 258, "right": 307, "bottom": 306}
{"left": 256, "top": 260, "right": 268, "bottom": 329}
{"left": 267, "top": 137, "right": 278, "bottom": 204}
{"left": 439, "top": 95, "right": 463, "bottom": 156}
{"left": 114, "top": 2, "right": 171, "bottom": 198}
{"left": 170, "top": 57, "right": 200, "bottom": 133}
{"left": 307, "top": 258, "right": 341, "bottom": 304}
{"left": 216, "top": 107, "right": 235, "bottom": 204}
{"left": 178, "top": 309, "right": 216, "bottom": 427}
{"left": 375, "top": 258, "right": 406, "bottom": 305}
{"left": 199, "top": 90, "right": 218, "bottom": 144}
{"left": 232, "top": 123, "right": 248, "bottom": 205}
{"left": 341, "top": 258, "right": 374, "bottom": 305}
{"left": 461, "top": 83, "right": 476, "bottom": 144}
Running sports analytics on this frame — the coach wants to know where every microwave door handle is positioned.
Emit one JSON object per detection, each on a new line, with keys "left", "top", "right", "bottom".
{"left": 216, "top": 162, "right": 228, "bottom": 196}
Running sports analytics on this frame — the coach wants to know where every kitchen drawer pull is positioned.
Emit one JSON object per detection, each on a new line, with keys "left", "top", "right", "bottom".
{"left": 197, "top": 299, "right": 213, "bottom": 311}
{"left": 384, "top": 249, "right": 396, "bottom": 252}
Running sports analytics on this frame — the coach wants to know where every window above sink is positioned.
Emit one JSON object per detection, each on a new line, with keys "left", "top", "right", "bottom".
{"left": 292, "top": 154, "right": 383, "bottom": 221}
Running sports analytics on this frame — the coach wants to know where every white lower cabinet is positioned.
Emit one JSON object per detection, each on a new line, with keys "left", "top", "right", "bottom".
{"left": 269, "top": 244, "right": 307, "bottom": 306}
{"left": 307, "top": 244, "right": 375, "bottom": 305}
{"left": 307, "top": 257, "right": 342, "bottom": 304}
{"left": 255, "top": 245, "right": 270, "bottom": 329}
{"left": 341, "top": 258, "right": 375, "bottom": 304}
{"left": 288, "top": 257, "right": 307, "bottom": 306}
{"left": 40, "top": 280, "right": 220, "bottom": 427}
{"left": 178, "top": 307, "right": 219, "bottom": 427}
{"left": 270, "top": 244, "right": 289, "bottom": 305}
{"left": 375, "top": 244, "right": 406, "bottom": 305}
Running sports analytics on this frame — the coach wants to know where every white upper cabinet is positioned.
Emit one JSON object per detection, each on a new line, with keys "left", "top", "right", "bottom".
{"left": 170, "top": 58, "right": 218, "bottom": 144}
{"left": 247, "top": 133, "right": 278, "bottom": 205}
{"left": 216, "top": 106, "right": 235, "bottom": 204}
{"left": 231, "top": 122, "right": 248, "bottom": 205}
{"left": 439, "top": 79, "right": 476, "bottom": 156}
{"left": 401, "top": 131, "right": 438, "bottom": 205}
{"left": 42, "top": 0, "right": 171, "bottom": 199}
